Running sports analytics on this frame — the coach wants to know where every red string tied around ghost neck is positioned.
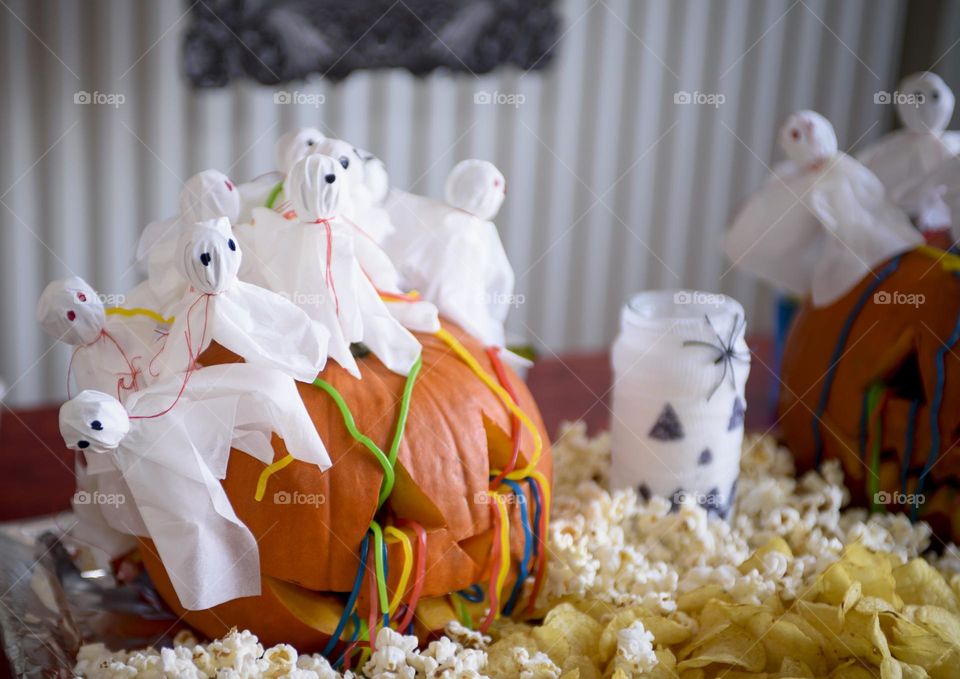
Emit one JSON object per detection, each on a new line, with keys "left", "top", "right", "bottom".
{"left": 314, "top": 217, "right": 341, "bottom": 317}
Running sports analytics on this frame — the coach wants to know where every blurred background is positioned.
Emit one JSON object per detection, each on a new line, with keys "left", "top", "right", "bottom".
{"left": 1, "top": 0, "right": 958, "bottom": 406}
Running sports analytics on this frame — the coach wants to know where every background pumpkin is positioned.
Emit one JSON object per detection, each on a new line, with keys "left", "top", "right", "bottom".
{"left": 778, "top": 249, "right": 960, "bottom": 542}
{"left": 139, "top": 321, "right": 552, "bottom": 650}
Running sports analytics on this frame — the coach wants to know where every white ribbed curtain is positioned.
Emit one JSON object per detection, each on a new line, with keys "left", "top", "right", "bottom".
{"left": 0, "top": 0, "right": 908, "bottom": 405}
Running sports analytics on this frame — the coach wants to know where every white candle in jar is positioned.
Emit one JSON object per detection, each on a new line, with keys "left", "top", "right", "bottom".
{"left": 610, "top": 290, "right": 750, "bottom": 517}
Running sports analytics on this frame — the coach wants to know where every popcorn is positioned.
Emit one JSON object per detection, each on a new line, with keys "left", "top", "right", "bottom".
{"left": 75, "top": 425, "right": 956, "bottom": 678}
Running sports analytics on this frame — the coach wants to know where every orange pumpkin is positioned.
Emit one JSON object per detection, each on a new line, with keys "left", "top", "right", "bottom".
{"left": 779, "top": 249, "right": 960, "bottom": 541}
{"left": 139, "top": 321, "right": 551, "bottom": 650}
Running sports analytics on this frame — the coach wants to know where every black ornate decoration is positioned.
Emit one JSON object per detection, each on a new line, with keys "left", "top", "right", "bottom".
{"left": 649, "top": 403, "right": 684, "bottom": 441}
{"left": 183, "top": 0, "right": 562, "bottom": 88}
{"left": 683, "top": 314, "right": 751, "bottom": 401}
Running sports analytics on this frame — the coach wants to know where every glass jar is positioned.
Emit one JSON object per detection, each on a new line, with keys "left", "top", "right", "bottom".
{"left": 610, "top": 290, "right": 750, "bottom": 517}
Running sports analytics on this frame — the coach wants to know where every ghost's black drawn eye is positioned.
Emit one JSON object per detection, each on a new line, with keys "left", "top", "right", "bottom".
{"left": 200, "top": 252, "right": 212, "bottom": 266}
{"left": 339, "top": 156, "right": 349, "bottom": 170}
{"left": 931, "top": 90, "right": 940, "bottom": 101}
{"left": 90, "top": 420, "right": 103, "bottom": 431}
{"left": 78, "top": 440, "right": 90, "bottom": 449}
{"left": 325, "top": 174, "right": 336, "bottom": 184}
{"left": 307, "top": 139, "right": 316, "bottom": 147}
{"left": 228, "top": 239, "right": 236, "bottom": 251}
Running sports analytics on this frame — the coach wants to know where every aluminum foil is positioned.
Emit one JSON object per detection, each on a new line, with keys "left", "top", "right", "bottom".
{"left": 0, "top": 516, "right": 179, "bottom": 678}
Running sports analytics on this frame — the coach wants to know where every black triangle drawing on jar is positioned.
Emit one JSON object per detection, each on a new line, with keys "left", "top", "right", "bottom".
{"left": 698, "top": 448, "right": 712, "bottom": 465}
{"left": 728, "top": 396, "right": 745, "bottom": 431}
{"left": 649, "top": 403, "right": 684, "bottom": 441}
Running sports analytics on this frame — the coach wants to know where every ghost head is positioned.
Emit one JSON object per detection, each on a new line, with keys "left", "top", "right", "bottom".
{"left": 444, "top": 159, "right": 506, "bottom": 221}
{"left": 315, "top": 138, "right": 364, "bottom": 190}
{"left": 59, "top": 389, "right": 130, "bottom": 454}
{"left": 276, "top": 128, "right": 326, "bottom": 175}
{"left": 287, "top": 154, "right": 350, "bottom": 221}
{"left": 179, "top": 170, "right": 240, "bottom": 225}
{"left": 778, "top": 110, "right": 838, "bottom": 170}
{"left": 897, "top": 72, "right": 955, "bottom": 135}
{"left": 175, "top": 217, "right": 242, "bottom": 295}
{"left": 37, "top": 277, "right": 105, "bottom": 346}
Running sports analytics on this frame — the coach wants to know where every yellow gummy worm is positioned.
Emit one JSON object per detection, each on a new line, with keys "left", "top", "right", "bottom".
{"left": 384, "top": 526, "right": 414, "bottom": 616}
{"left": 435, "top": 328, "right": 543, "bottom": 478}
{"left": 105, "top": 306, "right": 174, "bottom": 325}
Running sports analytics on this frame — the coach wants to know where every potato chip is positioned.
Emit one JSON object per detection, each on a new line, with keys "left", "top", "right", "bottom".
{"left": 856, "top": 597, "right": 898, "bottom": 615}
{"left": 893, "top": 560, "right": 959, "bottom": 614}
{"left": 842, "top": 582, "right": 864, "bottom": 619}
{"left": 778, "top": 655, "right": 816, "bottom": 677}
{"left": 909, "top": 605, "right": 960, "bottom": 648}
{"left": 560, "top": 654, "right": 600, "bottom": 679}
{"left": 532, "top": 603, "right": 603, "bottom": 667}
{"left": 820, "top": 545, "right": 901, "bottom": 609}
{"left": 828, "top": 659, "right": 879, "bottom": 678}
{"left": 678, "top": 584, "right": 731, "bottom": 613}
{"left": 676, "top": 624, "right": 766, "bottom": 673}
{"left": 748, "top": 616, "right": 828, "bottom": 676}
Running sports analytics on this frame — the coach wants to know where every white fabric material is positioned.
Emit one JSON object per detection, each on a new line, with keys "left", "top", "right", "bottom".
{"left": 151, "top": 218, "right": 329, "bottom": 383}
{"left": 385, "top": 176, "right": 514, "bottom": 347}
{"left": 445, "top": 159, "right": 506, "bottom": 222}
{"left": 244, "top": 155, "right": 422, "bottom": 376}
{"left": 609, "top": 291, "right": 750, "bottom": 513}
{"left": 275, "top": 127, "right": 325, "bottom": 175}
{"left": 37, "top": 277, "right": 159, "bottom": 398}
{"left": 900, "top": 157, "right": 960, "bottom": 241}
{"left": 724, "top": 111, "right": 924, "bottom": 307}
{"left": 315, "top": 138, "right": 396, "bottom": 244}
{"left": 237, "top": 172, "right": 283, "bottom": 224}
{"left": 359, "top": 150, "right": 389, "bottom": 204}
{"left": 857, "top": 74, "right": 957, "bottom": 207}
{"left": 134, "top": 170, "right": 242, "bottom": 315}
{"left": 37, "top": 277, "right": 105, "bottom": 347}
{"left": 58, "top": 364, "right": 330, "bottom": 610}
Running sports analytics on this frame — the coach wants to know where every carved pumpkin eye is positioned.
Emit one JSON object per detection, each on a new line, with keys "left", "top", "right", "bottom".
{"left": 66, "top": 310, "right": 77, "bottom": 321}
{"left": 77, "top": 292, "right": 87, "bottom": 302}
{"left": 339, "top": 156, "right": 349, "bottom": 170}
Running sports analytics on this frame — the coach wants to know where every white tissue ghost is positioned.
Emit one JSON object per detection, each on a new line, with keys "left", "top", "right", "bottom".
{"left": 246, "top": 154, "right": 422, "bottom": 377}
{"left": 58, "top": 363, "right": 330, "bottom": 610}
{"left": 276, "top": 127, "right": 326, "bottom": 176}
{"left": 134, "top": 170, "right": 241, "bottom": 316}
{"left": 385, "top": 159, "right": 514, "bottom": 347}
{"left": 149, "top": 217, "right": 329, "bottom": 383}
{"left": 358, "top": 149, "right": 389, "bottom": 204}
{"left": 313, "top": 138, "right": 396, "bottom": 244}
{"left": 236, "top": 127, "right": 328, "bottom": 224}
{"left": 37, "top": 277, "right": 157, "bottom": 399}
{"left": 724, "top": 110, "right": 924, "bottom": 307}
{"left": 858, "top": 72, "right": 959, "bottom": 208}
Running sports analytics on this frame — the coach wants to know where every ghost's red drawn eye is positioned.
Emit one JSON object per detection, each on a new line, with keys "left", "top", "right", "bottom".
{"left": 66, "top": 310, "right": 77, "bottom": 321}
{"left": 791, "top": 129, "right": 801, "bottom": 140}
{"left": 225, "top": 180, "right": 234, "bottom": 192}
{"left": 76, "top": 292, "right": 87, "bottom": 302}
{"left": 494, "top": 179, "right": 501, "bottom": 187}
